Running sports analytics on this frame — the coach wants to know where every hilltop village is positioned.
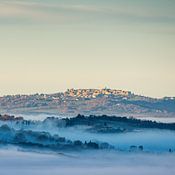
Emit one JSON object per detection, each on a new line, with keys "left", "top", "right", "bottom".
{"left": 0, "top": 88, "right": 174, "bottom": 116}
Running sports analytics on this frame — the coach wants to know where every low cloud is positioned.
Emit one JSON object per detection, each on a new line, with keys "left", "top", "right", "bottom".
{"left": 0, "top": 1, "right": 69, "bottom": 23}
{"left": 0, "top": 0, "right": 175, "bottom": 24}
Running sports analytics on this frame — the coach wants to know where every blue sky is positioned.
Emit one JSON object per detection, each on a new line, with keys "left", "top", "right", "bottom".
{"left": 0, "top": 0, "right": 175, "bottom": 97}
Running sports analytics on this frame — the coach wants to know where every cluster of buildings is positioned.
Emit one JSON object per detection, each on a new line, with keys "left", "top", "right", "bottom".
{"left": 65, "top": 88, "right": 131, "bottom": 98}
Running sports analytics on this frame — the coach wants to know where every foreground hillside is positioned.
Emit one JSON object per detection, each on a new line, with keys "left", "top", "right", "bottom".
{"left": 0, "top": 88, "right": 175, "bottom": 116}
{"left": 0, "top": 114, "right": 175, "bottom": 153}
{"left": 0, "top": 114, "right": 175, "bottom": 175}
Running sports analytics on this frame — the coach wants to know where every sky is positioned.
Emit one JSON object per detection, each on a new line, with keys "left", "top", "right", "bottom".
{"left": 0, "top": 0, "right": 175, "bottom": 97}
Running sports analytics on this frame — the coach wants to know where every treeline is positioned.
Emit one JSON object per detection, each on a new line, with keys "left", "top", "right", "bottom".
{"left": 63, "top": 114, "right": 175, "bottom": 130}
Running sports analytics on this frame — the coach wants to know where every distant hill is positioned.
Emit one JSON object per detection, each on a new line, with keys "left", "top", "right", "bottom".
{"left": 0, "top": 88, "right": 175, "bottom": 117}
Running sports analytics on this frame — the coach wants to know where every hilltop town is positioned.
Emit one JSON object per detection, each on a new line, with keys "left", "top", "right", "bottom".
{"left": 0, "top": 88, "right": 174, "bottom": 116}
{"left": 64, "top": 88, "right": 131, "bottom": 98}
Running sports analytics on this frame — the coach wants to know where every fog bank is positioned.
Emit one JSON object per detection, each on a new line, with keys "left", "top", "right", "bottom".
{"left": 0, "top": 148, "right": 175, "bottom": 175}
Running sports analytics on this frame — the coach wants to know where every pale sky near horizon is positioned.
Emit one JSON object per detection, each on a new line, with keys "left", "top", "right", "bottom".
{"left": 0, "top": 0, "right": 175, "bottom": 97}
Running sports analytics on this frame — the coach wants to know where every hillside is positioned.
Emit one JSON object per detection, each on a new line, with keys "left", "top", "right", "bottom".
{"left": 0, "top": 88, "right": 175, "bottom": 116}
